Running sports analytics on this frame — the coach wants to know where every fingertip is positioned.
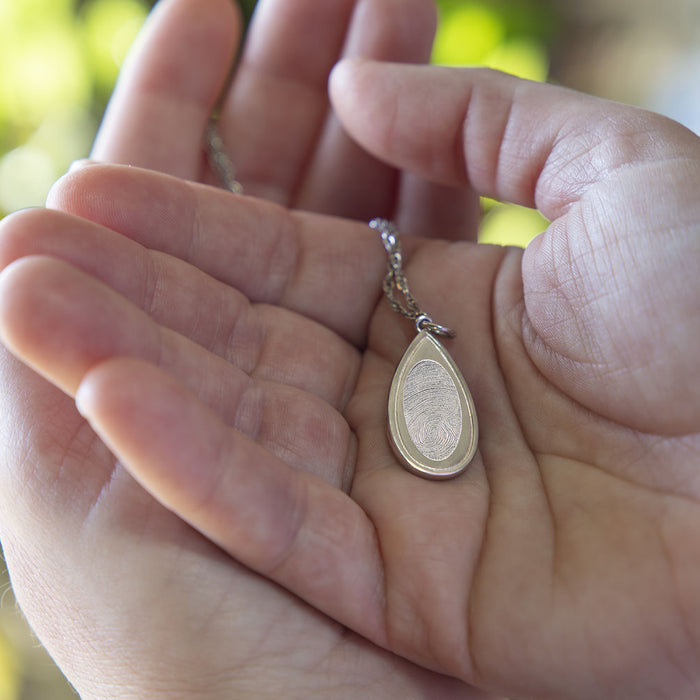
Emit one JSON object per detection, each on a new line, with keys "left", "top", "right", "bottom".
{"left": 329, "top": 58, "right": 394, "bottom": 152}
{"left": 0, "top": 256, "right": 55, "bottom": 362}
{"left": 329, "top": 56, "right": 358, "bottom": 95}
{"left": 0, "top": 208, "right": 46, "bottom": 270}
{"left": 329, "top": 56, "right": 371, "bottom": 102}
{"left": 46, "top": 164, "right": 111, "bottom": 214}
{"left": 330, "top": 60, "right": 470, "bottom": 188}
{"left": 74, "top": 359, "right": 185, "bottom": 504}
{"left": 46, "top": 170, "right": 81, "bottom": 212}
{"left": 46, "top": 158, "right": 101, "bottom": 209}
{"left": 67, "top": 158, "right": 99, "bottom": 174}
{"left": 75, "top": 357, "right": 143, "bottom": 425}
{"left": 0, "top": 259, "right": 20, "bottom": 347}
{"left": 47, "top": 163, "right": 171, "bottom": 239}
{"left": 75, "top": 358, "right": 189, "bottom": 466}
{"left": 123, "top": 0, "right": 242, "bottom": 95}
{"left": 92, "top": 0, "right": 242, "bottom": 173}
{"left": 46, "top": 166, "right": 124, "bottom": 228}
{"left": 75, "top": 357, "right": 230, "bottom": 516}
{"left": 0, "top": 256, "right": 156, "bottom": 398}
{"left": 74, "top": 365, "right": 100, "bottom": 423}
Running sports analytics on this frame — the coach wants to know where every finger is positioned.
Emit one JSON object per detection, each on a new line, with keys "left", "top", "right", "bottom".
{"left": 76, "top": 357, "right": 388, "bottom": 647}
{"left": 222, "top": 0, "right": 439, "bottom": 212}
{"left": 0, "top": 207, "right": 360, "bottom": 409}
{"left": 92, "top": 0, "right": 241, "bottom": 177}
{"left": 76, "top": 357, "right": 500, "bottom": 687}
{"left": 294, "top": 0, "right": 439, "bottom": 219}
{"left": 221, "top": 0, "right": 359, "bottom": 202}
{"left": 0, "top": 359, "right": 349, "bottom": 700}
{"left": 47, "top": 165, "right": 389, "bottom": 345}
{"left": 330, "top": 60, "right": 700, "bottom": 220}
{"left": 0, "top": 257, "right": 354, "bottom": 485}
{"left": 394, "top": 173, "right": 481, "bottom": 240}
{"left": 329, "top": 60, "right": 700, "bottom": 435}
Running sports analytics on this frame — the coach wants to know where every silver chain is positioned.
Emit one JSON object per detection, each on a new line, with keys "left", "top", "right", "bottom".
{"left": 206, "top": 120, "right": 244, "bottom": 195}
{"left": 370, "top": 218, "right": 455, "bottom": 338}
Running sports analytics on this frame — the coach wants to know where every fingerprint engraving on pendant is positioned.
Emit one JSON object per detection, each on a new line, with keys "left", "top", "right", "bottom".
{"left": 402, "top": 360, "right": 463, "bottom": 462}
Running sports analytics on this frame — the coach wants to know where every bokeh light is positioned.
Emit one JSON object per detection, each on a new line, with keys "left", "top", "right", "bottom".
{"left": 0, "top": 0, "right": 151, "bottom": 218}
{"left": 0, "top": 628, "right": 21, "bottom": 700}
{"left": 433, "top": 0, "right": 554, "bottom": 246}
{"left": 0, "top": 0, "right": 555, "bottom": 249}
{"left": 479, "top": 199, "right": 549, "bottom": 248}
{"left": 0, "top": 23, "right": 90, "bottom": 125}
{"left": 433, "top": 4, "right": 505, "bottom": 66}
{"left": 81, "top": 0, "right": 150, "bottom": 95}
{"left": 0, "top": 144, "right": 58, "bottom": 213}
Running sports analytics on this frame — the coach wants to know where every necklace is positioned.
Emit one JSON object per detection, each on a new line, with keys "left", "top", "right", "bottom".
{"left": 206, "top": 123, "right": 478, "bottom": 480}
{"left": 371, "top": 219, "right": 478, "bottom": 479}
{"left": 206, "top": 120, "right": 244, "bottom": 194}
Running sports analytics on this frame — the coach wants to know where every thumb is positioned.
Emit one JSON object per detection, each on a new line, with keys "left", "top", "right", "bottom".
{"left": 330, "top": 59, "right": 700, "bottom": 437}
{"left": 329, "top": 59, "right": 695, "bottom": 220}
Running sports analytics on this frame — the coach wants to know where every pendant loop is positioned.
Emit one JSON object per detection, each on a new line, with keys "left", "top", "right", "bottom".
{"left": 415, "top": 314, "right": 456, "bottom": 339}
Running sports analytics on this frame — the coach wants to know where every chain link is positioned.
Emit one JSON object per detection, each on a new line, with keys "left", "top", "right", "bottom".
{"left": 370, "top": 218, "right": 455, "bottom": 338}
{"left": 206, "top": 120, "right": 244, "bottom": 195}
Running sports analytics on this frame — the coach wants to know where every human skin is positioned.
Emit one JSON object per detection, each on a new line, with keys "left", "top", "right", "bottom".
{"left": 2, "top": 0, "right": 700, "bottom": 699}
{"left": 0, "top": 0, "right": 488, "bottom": 698}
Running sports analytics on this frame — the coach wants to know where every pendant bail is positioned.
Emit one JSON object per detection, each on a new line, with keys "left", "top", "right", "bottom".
{"left": 415, "top": 314, "right": 456, "bottom": 339}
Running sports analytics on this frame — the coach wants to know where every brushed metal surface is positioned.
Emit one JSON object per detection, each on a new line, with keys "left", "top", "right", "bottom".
{"left": 387, "top": 331, "right": 478, "bottom": 480}
{"left": 403, "top": 360, "right": 462, "bottom": 461}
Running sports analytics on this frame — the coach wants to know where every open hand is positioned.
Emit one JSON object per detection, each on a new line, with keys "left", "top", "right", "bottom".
{"left": 2, "top": 57, "right": 700, "bottom": 700}
{"left": 0, "top": 0, "right": 488, "bottom": 698}
{"left": 92, "top": 0, "right": 477, "bottom": 235}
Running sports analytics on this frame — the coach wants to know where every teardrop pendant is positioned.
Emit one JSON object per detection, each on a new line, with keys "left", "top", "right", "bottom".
{"left": 387, "top": 331, "right": 478, "bottom": 480}
{"left": 370, "top": 217, "right": 478, "bottom": 480}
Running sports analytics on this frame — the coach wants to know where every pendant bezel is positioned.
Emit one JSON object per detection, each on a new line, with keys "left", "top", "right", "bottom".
{"left": 387, "top": 331, "right": 478, "bottom": 480}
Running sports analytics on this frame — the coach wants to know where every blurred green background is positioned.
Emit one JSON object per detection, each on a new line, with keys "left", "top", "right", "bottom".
{"left": 0, "top": 0, "right": 152, "bottom": 217}
{"left": 1, "top": 0, "right": 697, "bottom": 697}
{"left": 0, "top": 0, "right": 555, "bottom": 240}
